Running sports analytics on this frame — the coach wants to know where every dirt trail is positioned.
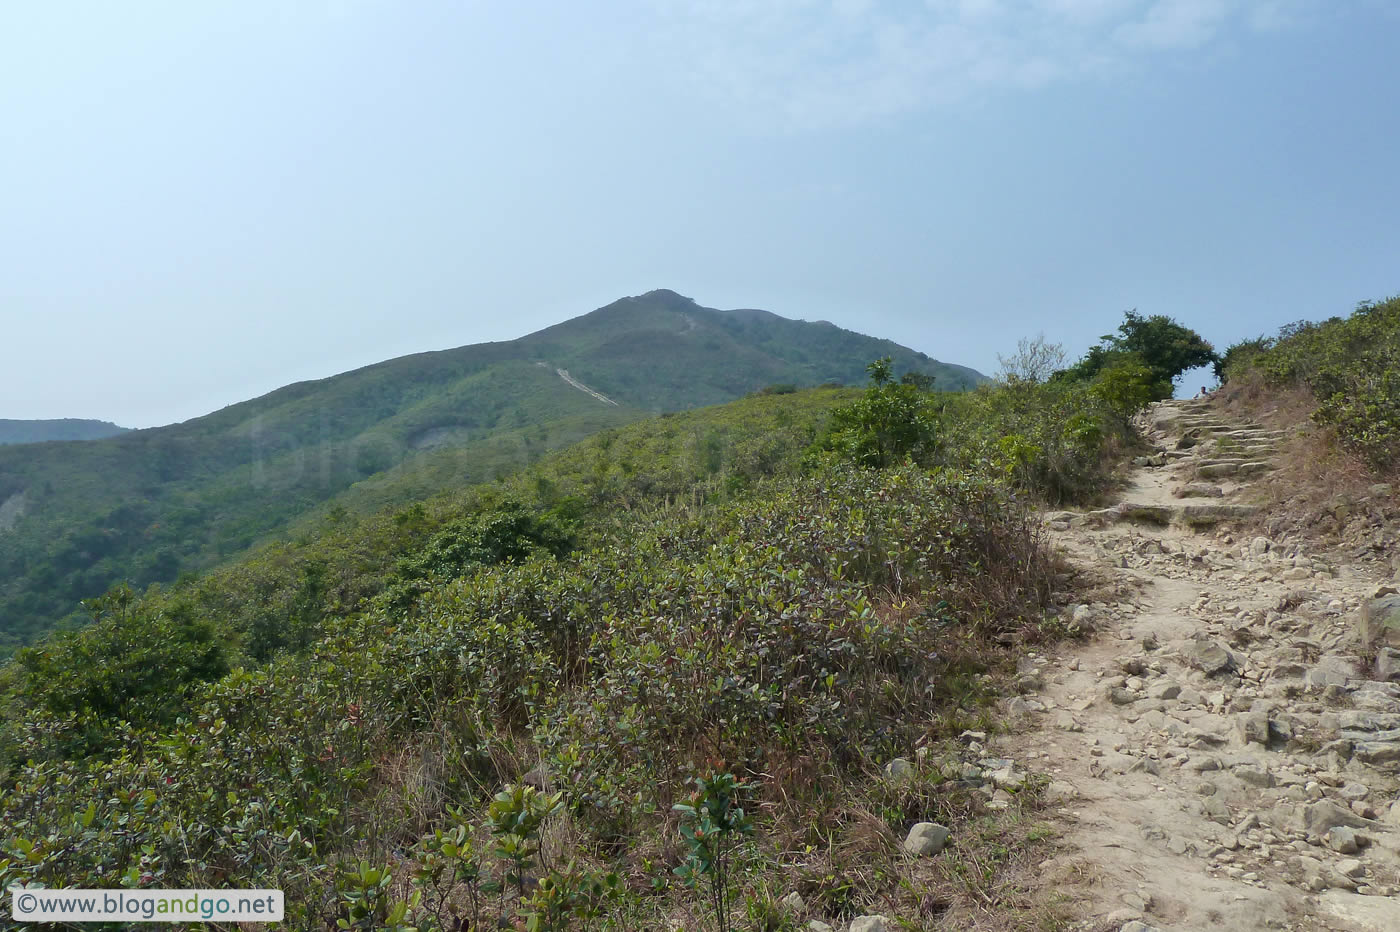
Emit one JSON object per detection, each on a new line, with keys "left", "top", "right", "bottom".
{"left": 1014, "top": 398, "right": 1400, "bottom": 931}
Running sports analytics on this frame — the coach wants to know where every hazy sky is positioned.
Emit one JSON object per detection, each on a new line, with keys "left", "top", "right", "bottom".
{"left": 4, "top": 1, "right": 1397, "bottom": 428}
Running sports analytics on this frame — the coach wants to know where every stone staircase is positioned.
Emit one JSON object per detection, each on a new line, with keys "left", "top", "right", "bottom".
{"left": 1027, "top": 396, "right": 1400, "bottom": 931}
{"left": 1046, "top": 397, "right": 1281, "bottom": 532}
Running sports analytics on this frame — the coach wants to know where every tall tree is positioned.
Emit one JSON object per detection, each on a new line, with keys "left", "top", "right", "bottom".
{"left": 1058, "top": 311, "right": 1218, "bottom": 400}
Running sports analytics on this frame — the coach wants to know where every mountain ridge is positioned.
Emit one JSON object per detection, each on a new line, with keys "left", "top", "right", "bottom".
{"left": 0, "top": 419, "right": 129, "bottom": 446}
{"left": 0, "top": 289, "right": 983, "bottom": 650}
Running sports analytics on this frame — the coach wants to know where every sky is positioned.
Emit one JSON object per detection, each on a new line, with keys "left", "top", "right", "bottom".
{"left": 3, "top": 1, "right": 1398, "bottom": 428}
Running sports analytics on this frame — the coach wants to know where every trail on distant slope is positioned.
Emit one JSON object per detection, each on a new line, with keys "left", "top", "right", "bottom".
{"left": 1006, "top": 398, "right": 1400, "bottom": 932}
{"left": 555, "top": 368, "right": 619, "bottom": 406}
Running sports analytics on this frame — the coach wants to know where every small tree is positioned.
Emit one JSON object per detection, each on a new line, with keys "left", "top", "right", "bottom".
{"left": 821, "top": 358, "right": 937, "bottom": 467}
{"left": 487, "top": 784, "right": 564, "bottom": 910}
{"left": 1058, "top": 311, "right": 1218, "bottom": 400}
{"left": 673, "top": 772, "right": 754, "bottom": 932}
{"left": 997, "top": 334, "right": 1067, "bottom": 384}
{"left": 1112, "top": 311, "right": 1219, "bottom": 384}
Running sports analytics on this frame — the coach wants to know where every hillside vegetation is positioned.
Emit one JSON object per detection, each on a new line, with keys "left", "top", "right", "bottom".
{"left": 0, "top": 419, "right": 128, "bottom": 445}
{"left": 0, "top": 289, "right": 982, "bottom": 652}
{"left": 0, "top": 329, "right": 1181, "bottom": 929}
{"left": 1221, "top": 295, "right": 1400, "bottom": 473}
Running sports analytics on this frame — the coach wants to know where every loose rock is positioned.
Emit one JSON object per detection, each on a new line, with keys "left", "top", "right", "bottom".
{"left": 1187, "top": 640, "right": 1238, "bottom": 676}
{"left": 849, "top": 917, "right": 889, "bottom": 932}
{"left": 903, "top": 822, "right": 950, "bottom": 856}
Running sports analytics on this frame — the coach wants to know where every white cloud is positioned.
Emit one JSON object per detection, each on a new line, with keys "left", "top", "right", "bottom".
{"left": 646, "top": 0, "right": 1310, "bottom": 129}
{"left": 1113, "top": 0, "right": 1232, "bottom": 49}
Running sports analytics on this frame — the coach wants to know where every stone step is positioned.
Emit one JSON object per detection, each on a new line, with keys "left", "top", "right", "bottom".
{"left": 1117, "top": 501, "right": 1263, "bottom": 527}
{"left": 1174, "top": 425, "right": 1268, "bottom": 438}
{"left": 1218, "top": 440, "right": 1285, "bottom": 449}
{"left": 1179, "top": 503, "right": 1261, "bottom": 526}
{"left": 1211, "top": 447, "right": 1277, "bottom": 458}
{"left": 1187, "top": 423, "right": 1267, "bottom": 433}
{"left": 1175, "top": 483, "right": 1225, "bottom": 498}
{"left": 1045, "top": 498, "right": 1262, "bottom": 529}
{"left": 1042, "top": 509, "right": 1120, "bottom": 530}
{"left": 1116, "top": 502, "right": 1175, "bottom": 525}
{"left": 1196, "top": 460, "right": 1275, "bottom": 479}
{"left": 1212, "top": 446, "right": 1277, "bottom": 456}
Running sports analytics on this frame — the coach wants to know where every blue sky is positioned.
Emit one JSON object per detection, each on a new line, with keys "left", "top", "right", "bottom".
{"left": 3, "top": 1, "right": 1397, "bottom": 427}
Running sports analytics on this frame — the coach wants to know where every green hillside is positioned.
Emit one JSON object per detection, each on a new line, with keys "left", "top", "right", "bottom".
{"left": 0, "top": 350, "right": 1153, "bottom": 929}
{"left": 0, "top": 419, "right": 128, "bottom": 445}
{"left": 0, "top": 289, "right": 982, "bottom": 651}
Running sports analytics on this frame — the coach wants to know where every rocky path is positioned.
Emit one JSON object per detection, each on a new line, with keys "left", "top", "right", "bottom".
{"left": 1016, "top": 398, "right": 1400, "bottom": 931}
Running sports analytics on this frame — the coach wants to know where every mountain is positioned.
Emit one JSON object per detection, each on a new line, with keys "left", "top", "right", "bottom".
{"left": 0, "top": 289, "right": 983, "bottom": 650}
{"left": 0, "top": 419, "right": 128, "bottom": 445}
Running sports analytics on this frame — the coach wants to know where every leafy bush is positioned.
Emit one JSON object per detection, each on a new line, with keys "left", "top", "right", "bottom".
{"left": 1213, "top": 335, "right": 1273, "bottom": 383}
{"left": 933, "top": 375, "right": 1136, "bottom": 505}
{"left": 674, "top": 772, "right": 755, "bottom": 932}
{"left": 382, "top": 501, "right": 573, "bottom": 611}
{"left": 817, "top": 358, "right": 938, "bottom": 468}
{"left": 0, "top": 582, "right": 234, "bottom": 760}
{"left": 1089, "top": 357, "right": 1162, "bottom": 419}
{"left": 817, "top": 351, "right": 1145, "bottom": 505}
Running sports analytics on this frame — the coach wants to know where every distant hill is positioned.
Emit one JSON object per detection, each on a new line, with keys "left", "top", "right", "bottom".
{"left": 0, "top": 289, "right": 983, "bottom": 650}
{"left": 0, "top": 419, "right": 128, "bottom": 445}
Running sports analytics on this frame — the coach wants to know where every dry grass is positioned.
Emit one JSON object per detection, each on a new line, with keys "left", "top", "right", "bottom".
{"left": 1217, "top": 372, "right": 1391, "bottom": 552}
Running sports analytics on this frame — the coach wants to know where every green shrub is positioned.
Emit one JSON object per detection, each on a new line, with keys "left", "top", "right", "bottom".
{"left": 674, "top": 772, "right": 755, "bottom": 932}
{"left": 1213, "top": 335, "right": 1273, "bottom": 383}
{"left": 936, "top": 377, "right": 1133, "bottom": 504}
{"left": 382, "top": 501, "right": 573, "bottom": 612}
{"left": 0, "top": 582, "right": 234, "bottom": 759}
{"left": 818, "top": 358, "right": 938, "bottom": 468}
{"left": 1090, "top": 357, "right": 1162, "bottom": 419}
{"left": 1225, "top": 296, "right": 1400, "bottom": 471}
{"left": 819, "top": 351, "right": 1141, "bottom": 505}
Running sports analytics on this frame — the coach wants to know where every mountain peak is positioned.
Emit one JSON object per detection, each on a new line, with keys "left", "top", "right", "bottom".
{"left": 632, "top": 288, "right": 696, "bottom": 307}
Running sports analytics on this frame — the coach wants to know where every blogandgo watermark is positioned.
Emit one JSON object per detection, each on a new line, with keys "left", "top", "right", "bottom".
{"left": 9, "top": 887, "right": 284, "bottom": 922}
